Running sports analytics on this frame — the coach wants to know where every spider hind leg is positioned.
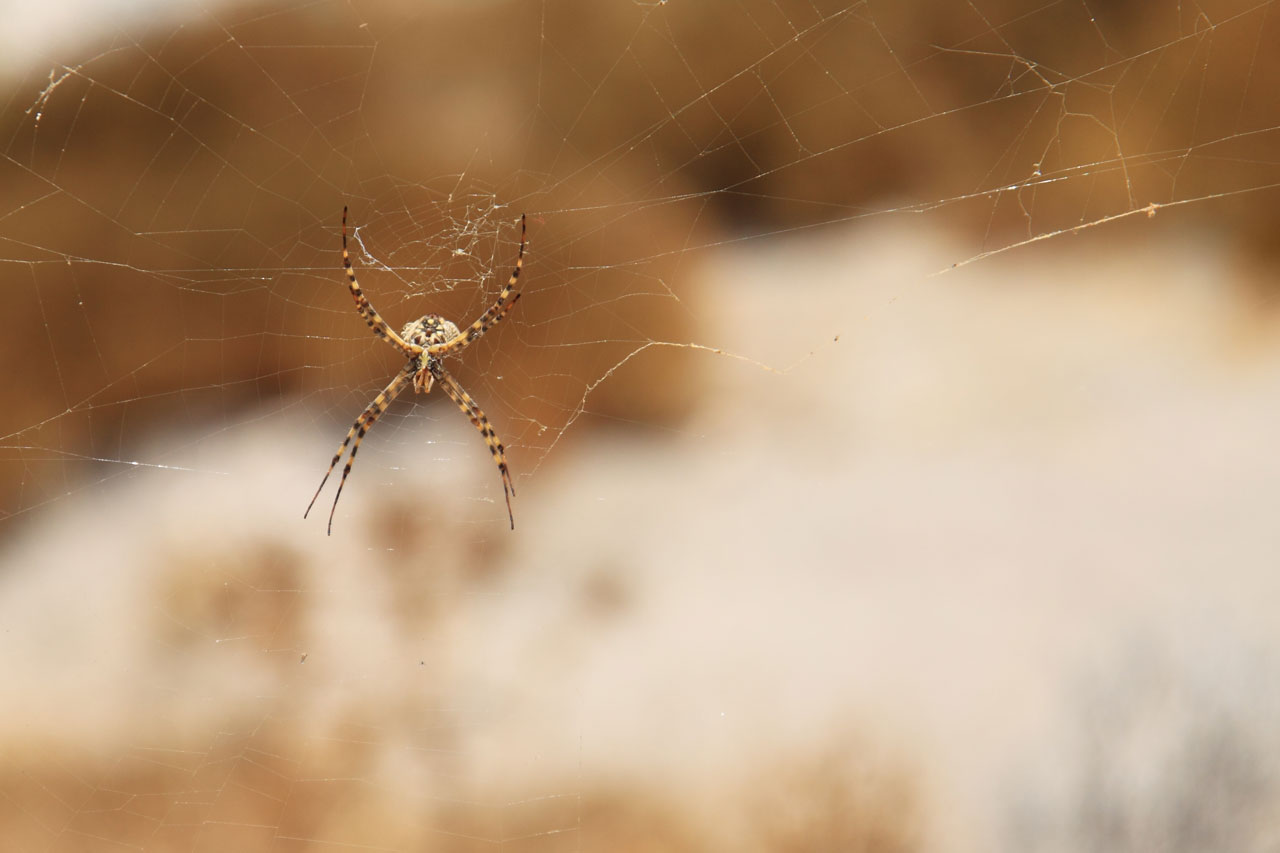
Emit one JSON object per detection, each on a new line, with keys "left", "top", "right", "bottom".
{"left": 305, "top": 366, "right": 414, "bottom": 535}
{"left": 433, "top": 366, "right": 516, "bottom": 530}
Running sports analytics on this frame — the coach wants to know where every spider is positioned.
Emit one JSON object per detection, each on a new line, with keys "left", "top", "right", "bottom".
{"left": 305, "top": 206, "right": 525, "bottom": 534}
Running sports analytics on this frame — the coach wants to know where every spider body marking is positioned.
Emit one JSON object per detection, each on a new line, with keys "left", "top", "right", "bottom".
{"left": 305, "top": 207, "right": 525, "bottom": 534}
{"left": 401, "top": 314, "right": 460, "bottom": 393}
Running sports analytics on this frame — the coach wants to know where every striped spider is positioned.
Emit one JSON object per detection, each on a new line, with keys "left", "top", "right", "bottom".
{"left": 306, "top": 207, "right": 524, "bottom": 534}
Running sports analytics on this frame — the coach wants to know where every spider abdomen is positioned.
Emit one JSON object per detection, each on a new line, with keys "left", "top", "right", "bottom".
{"left": 401, "top": 314, "right": 461, "bottom": 349}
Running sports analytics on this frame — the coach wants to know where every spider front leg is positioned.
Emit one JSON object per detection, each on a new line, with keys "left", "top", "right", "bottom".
{"left": 305, "top": 365, "right": 414, "bottom": 535}
{"left": 342, "top": 206, "right": 424, "bottom": 359}
{"left": 427, "top": 213, "right": 526, "bottom": 358}
{"left": 433, "top": 365, "right": 516, "bottom": 530}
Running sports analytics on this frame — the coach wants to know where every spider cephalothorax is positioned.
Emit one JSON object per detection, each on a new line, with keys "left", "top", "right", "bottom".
{"left": 305, "top": 208, "right": 525, "bottom": 534}
{"left": 402, "top": 314, "right": 461, "bottom": 394}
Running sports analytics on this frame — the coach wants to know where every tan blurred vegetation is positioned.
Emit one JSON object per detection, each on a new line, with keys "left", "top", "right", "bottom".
{"left": 4, "top": 0, "right": 1280, "bottom": 520}
{"left": 0, "top": 444, "right": 923, "bottom": 851}
{"left": 2, "top": 756, "right": 917, "bottom": 852}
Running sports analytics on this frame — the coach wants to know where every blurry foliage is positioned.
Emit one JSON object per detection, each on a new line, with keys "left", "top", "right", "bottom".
{"left": 1006, "top": 646, "right": 1280, "bottom": 853}
{"left": 0, "top": 745, "right": 920, "bottom": 852}
{"left": 3, "top": 0, "right": 1280, "bottom": 521}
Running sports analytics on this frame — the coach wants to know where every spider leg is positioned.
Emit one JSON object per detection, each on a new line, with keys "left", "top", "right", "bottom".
{"left": 305, "top": 365, "right": 414, "bottom": 535}
{"left": 342, "top": 206, "right": 423, "bottom": 358}
{"left": 433, "top": 365, "right": 516, "bottom": 530}
{"left": 428, "top": 213, "right": 526, "bottom": 357}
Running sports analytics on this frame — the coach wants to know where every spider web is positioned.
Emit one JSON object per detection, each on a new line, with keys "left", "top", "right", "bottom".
{"left": 3, "top": 0, "right": 1280, "bottom": 850}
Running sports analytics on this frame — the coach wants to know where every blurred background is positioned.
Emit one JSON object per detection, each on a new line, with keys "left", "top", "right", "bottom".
{"left": 3, "top": 0, "right": 1280, "bottom": 850}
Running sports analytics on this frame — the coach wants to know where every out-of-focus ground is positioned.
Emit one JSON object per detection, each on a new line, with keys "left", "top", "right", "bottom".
{"left": 3, "top": 220, "right": 1280, "bottom": 851}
